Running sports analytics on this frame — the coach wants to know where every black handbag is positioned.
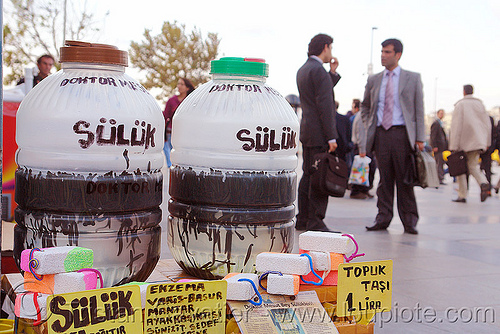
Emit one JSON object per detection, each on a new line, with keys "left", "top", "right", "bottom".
{"left": 447, "top": 150, "right": 468, "bottom": 177}
{"left": 310, "top": 152, "right": 349, "bottom": 197}
{"left": 414, "top": 150, "right": 426, "bottom": 187}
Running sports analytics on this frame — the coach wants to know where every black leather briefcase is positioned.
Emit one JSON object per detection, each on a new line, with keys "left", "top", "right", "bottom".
{"left": 310, "top": 152, "right": 349, "bottom": 197}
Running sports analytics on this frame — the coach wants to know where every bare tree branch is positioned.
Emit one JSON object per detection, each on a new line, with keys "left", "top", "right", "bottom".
{"left": 3, "top": 0, "right": 108, "bottom": 85}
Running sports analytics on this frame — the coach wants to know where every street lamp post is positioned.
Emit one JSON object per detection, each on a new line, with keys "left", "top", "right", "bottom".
{"left": 368, "top": 27, "right": 378, "bottom": 75}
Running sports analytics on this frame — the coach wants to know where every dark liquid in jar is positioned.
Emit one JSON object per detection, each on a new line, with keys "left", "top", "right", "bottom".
{"left": 168, "top": 166, "right": 296, "bottom": 279}
{"left": 15, "top": 167, "right": 162, "bottom": 213}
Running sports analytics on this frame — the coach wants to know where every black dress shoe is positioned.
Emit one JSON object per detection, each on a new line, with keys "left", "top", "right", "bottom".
{"left": 365, "top": 222, "right": 388, "bottom": 231}
{"left": 350, "top": 193, "right": 368, "bottom": 199}
{"left": 480, "top": 183, "right": 490, "bottom": 202}
{"left": 310, "top": 226, "right": 332, "bottom": 232}
{"left": 404, "top": 226, "right": 418, "bottom": 235}
{"left": 307, "top": 223, "right": 341, "bottom": 233}
{"left": 452, "top": 198, "right": 466, "bottom": 203}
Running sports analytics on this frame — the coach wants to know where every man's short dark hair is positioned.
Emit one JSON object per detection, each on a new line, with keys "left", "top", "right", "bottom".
{"left": 308, "top": 34, "right": 333, "bottom": 57}
{"left": 464, "top": 84, "right": 474, "bottom": 95}
{"left": 382, "top": 38, "right": 403, "bottom": 54}
{"left": 353, "top": 99, "right": 361, "bottom": 109}
{"left": 37, "top": 54, "right": 55, "bottom": 64}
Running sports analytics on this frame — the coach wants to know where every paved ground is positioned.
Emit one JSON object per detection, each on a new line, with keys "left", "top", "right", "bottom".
{"left": 160, "top": 161, "right": 500, "bottom": 333}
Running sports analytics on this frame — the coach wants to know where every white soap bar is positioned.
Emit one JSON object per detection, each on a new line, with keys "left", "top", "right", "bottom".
{"left": 224, "top": 273, "right": 259, "bottom": 301}
{"left": 267, "top": 274, "right": 300, "bottom": 296}
{"left": 299, "top": 231, "right": 354, "bottom": 254}
{"left": 255, "top": 252, "right": 311, "bottom": 275}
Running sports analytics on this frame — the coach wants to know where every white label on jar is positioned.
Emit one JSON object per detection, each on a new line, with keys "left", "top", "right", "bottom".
{"left": 208, "top": 84, "right": 282, "bottom": 96}
{"left": 73, "top": 118, "right": 156, "bottom": 150}
{"left": 60, "top": 76, "right": 149, "bottom": 94}
{"left": 236, "top": 126, "right": 297, "bottom": 152}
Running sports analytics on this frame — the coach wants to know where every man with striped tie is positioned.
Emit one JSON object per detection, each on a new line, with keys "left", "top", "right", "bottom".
{"left": 361, "top": 38, "right": 425, "bottom": 235}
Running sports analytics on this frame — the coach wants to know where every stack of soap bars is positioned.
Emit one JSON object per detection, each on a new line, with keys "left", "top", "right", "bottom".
{"left": 224, "top": 231, "right": 363, "bottom": 303}
{"left": 15, "top": 246, "right": 98, "bottom": 324}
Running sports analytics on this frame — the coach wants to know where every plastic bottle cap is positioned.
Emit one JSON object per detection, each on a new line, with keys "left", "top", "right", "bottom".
{"left": 210, "top": 57, "right": 269, "bottom": 77}
{"left": 60, "top": 40, "right": 128, "bottom": 66}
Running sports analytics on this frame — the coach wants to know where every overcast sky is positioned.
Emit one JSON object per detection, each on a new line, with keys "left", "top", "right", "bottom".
{"left": 86, "top": 0, "right": 500, "bottom": 113}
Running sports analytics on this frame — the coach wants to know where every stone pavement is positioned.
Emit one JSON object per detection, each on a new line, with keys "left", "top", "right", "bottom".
{"left": 160, "top": 162, "right": 500, "bottom": 333}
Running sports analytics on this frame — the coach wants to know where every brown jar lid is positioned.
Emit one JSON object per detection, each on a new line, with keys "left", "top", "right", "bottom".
{"left": 60, "top": 40, "right": 128, "bottom": 66}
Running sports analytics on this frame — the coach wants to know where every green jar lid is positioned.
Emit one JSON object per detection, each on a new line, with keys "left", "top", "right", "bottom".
{"left": 210, "top": 57, "right": 269, "bottom": 77}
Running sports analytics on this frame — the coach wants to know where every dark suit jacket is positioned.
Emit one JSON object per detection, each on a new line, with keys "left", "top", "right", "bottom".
{"left": 335, "top": 112, "right": 352, "bottom": 161}
{"left": 361, "top": 68, "right": 425, "bottom": 153}
{"left": 430, "top": 119, "right": 448, "bottom": 152}
{"left": 297, "top": 57, "right": 340, "bottom": 147}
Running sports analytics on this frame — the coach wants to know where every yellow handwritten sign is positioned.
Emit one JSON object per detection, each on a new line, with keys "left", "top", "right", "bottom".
{"left": 144, "top": 281, "right": 227, "bottom": 334}
{"left": 337, "top": 260, "right": 393, "bottom": 322}
{"left": 47, "top": 285, "right": 143, "bottom": 334}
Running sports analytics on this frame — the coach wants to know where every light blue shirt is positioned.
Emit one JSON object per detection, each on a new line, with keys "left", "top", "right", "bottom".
{"left": 311, "top": 55, "right": 323, "bottom": 64}
{"left": 377, "top": 66, "right": 405, "bottom": 127}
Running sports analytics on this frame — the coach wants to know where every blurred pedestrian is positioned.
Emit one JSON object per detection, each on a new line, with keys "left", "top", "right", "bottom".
{"left": 449, "top": 84, "right": 491, "bottom": 203}
{"left": 17, "top": 54, "right": 55, "bottom": 87}
{"left": 480, "top": 115, "right": 496, "bottom": 188}
{"left": 430, "top": 109, "right": 448, "bottom": 184}
{"left": 494, "top": 119, "right": 500, "bottom": 194}
{"left": 350, "top": 110, "right": 376, "bottom": 199}
{"left": 163, "top": 77, "right": 195, "bottom": 167}
{"left": 346, "top": 98, "right": 360, "bottom": 119}
{"left": 335, "top": 101, "right": 353, "bottom": 163}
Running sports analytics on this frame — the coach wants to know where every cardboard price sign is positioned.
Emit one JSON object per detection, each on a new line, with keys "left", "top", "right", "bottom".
{"left": 144, "top": 280, "right": 227, "bottom": 334}
{"left": 47, "top": 285, "right": 143, "bottom": 334}
{"left": 337, "top": 260, "right": 393, "bottom": 320}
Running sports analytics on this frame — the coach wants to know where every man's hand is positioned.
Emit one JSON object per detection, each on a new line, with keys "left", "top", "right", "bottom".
{"left": 416, "top": 141, "right": 424, "bottom": 151}
{"left": 330, "top": 57, "right": 339, "bottom": 73}
{"left": 328, "top": 141, "right": 338, "bottom": 152}
{"left": 432, "top": 147, "right": 438, "bottom": 153}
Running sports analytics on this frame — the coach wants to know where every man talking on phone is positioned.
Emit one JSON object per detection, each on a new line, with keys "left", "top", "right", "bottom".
{"left": 296, "top": 33, "right": 340, "bottom": 232}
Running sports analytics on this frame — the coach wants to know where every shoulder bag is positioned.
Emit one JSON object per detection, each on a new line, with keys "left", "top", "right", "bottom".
{"left": 310, "top": 151, "right": 349, "bottom": 197}
{"left": 447, "top": 150, "right": 468, "bottom": 177}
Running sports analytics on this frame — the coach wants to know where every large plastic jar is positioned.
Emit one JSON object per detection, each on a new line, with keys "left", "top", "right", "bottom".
{"left": 13, "top": 41, "right": 165, "bottom": 287}
{"left": 168, "top": 57, "right": 299, "bottom": 279}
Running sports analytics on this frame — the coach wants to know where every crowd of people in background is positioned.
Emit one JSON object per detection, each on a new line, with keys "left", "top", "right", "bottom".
{"left": 294, "top": 33, "right": 499, "bottom": 235}
{"left": 18, "top": 42, "right": 500, "bottom": 236}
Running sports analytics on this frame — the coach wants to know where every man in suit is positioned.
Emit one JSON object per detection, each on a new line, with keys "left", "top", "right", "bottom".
{"left": 430, "top": 109, "right": 448, "bottom": 184}
{"left": 335, "top": 110, "right": 353, "bottom": 163}
{"left": 296, "top": 33, "right": 339, "bottom": 232}
{"left": 361, "top": 38, "right": 425, "bottom": 235}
